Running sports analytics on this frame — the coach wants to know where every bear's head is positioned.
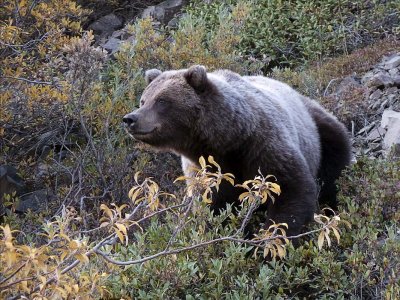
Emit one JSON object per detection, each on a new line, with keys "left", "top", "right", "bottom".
{"left": 123, "top": 65, "right": 209, "bottom": 150}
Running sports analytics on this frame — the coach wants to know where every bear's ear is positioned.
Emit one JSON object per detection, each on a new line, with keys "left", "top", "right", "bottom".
{"left": 184, "top": 65, "right": 207, "bottom": 92}
{"left": 145, "top": 69, "right": 162, "bottom": 85}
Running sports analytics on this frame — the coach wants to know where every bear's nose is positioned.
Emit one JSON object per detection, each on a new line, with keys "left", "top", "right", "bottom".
{"left": 123, "top": 113, "right": 138, "bottom": 126}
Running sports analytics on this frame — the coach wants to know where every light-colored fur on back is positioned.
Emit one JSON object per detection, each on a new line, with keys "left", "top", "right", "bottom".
{"left": 182, "top": 70, "right": 321, "bottom": 180}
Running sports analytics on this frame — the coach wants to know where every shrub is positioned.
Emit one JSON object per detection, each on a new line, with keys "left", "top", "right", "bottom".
{"left": 186, "top": 0, "right": 400, "bottom": 68}
{"left": 0, "top": 0, "right": 89, "bottom": 166}
{"left": 0, "top": 212, "right": 109, "bottom": 299}
{"left": 102, "top": 159, "right": 400, "bottom": 299}
{"left": 337, "top": 158, "right": 400, "bottom": 299}
{"left": 115, "top": 2, "right": 262, "bottom": 77}
{"left": 1, "top": 157, "right": 343, "bottom": 298}
{"left": 0, "top": 0, "right": 89, "bottom": 118}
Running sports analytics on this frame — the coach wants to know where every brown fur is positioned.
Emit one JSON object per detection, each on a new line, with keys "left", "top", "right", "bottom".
{"left": 123, "top": 66, "right": 351, "bottom": 237}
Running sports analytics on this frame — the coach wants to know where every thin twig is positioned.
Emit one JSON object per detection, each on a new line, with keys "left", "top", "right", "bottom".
{"left": 0, "top": 262, "right": 27, "bottom": 286}
{"left": 323, "top": 78, "right": 339, "bottom": 97}
{"left": 0, "top": 75, "right": 53, "bottom": 85}
{"left": 237, "top": 200, "right": 260, "bottom": 235}
{"left": 164, "top": 196, "right": 194, "bottom": 251}
{"left": 0, "top": 276, "right": 35, "bottom": 291}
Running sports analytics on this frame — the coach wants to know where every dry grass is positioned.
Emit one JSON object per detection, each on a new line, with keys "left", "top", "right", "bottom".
{"left": 272, "top": 38, "right": 400, "bottom": 130}
{"left": 311, "top": 38, "right": 400, "bottom": 87}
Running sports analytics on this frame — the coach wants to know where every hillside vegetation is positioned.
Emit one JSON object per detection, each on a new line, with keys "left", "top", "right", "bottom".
{"left": 0, "top": 0, "right": 399, "bottom": 299}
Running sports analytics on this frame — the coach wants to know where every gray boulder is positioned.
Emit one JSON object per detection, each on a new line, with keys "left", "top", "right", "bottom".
{"left": 383, "top": 54, "right": 400, "bottom": 70}
{"left": 101, "top": 37, "right": 122, "bottom": 54}
{"left": 335, "top": 75, "right": 361, "bottom": 97}
{"left": 142, "top": 0, "right": 187, "bottom": 25}
{"left": 0, "top": 165, "right": 26, "bottom": 215}
{"left": 88, "top": 13, "right": 123, "bottom": 38}
{"left": 381, "top": 110, "right": 400, "bottom": 158}
{"left": 17, "top": 189, "right": 52, "bottom": 213}
{"left": 365, "top": 72, "right": 394, "bottom": 88}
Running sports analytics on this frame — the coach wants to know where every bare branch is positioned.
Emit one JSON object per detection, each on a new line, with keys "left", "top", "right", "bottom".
{"left": 323, "top": 78, "right": 339, "bottom": 97}
{"left": 0, "top": 75, "right": 54, "bottom": 86}
{"left": 0, "top": 276, "right": 35, "bottom": 292}
{"left": 94, "top": 214, "right": 339, "bottom": 267}
{"left": 164, "top": 196, "right": 194, "bottom": 251}
{"left": 237, "top": 200, "right": 260, "bottom": 235}
{"left": 0, "top": 262, "right": 27, "bottom": 286}
{"left": 94, "top": 236, "right": 251, "bottom": 266}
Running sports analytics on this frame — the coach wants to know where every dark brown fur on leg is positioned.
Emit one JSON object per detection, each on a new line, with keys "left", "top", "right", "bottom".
{"left": 303, "top": 98, "right": 352, "bottom": 209}
{"left": 260, "top": 160, "right": 318, "bottom": 245}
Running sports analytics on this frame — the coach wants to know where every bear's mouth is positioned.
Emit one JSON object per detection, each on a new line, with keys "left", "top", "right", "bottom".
{"left": 126, "top": 127, "right": 157, "bottom": 140}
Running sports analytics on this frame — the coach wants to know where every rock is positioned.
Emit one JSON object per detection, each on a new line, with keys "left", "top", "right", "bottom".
{"left": 0, "top": 165, "right": 26, "bottom": 215}
{"left": 369, "top": 89, "right": 382, "bottom": 100}
{"left": 357, "top": 121, "right": 377, "bottom": 136}
{"left": 36, "top": 162, "right": 50, "bottom": 179}
{"left": 388, "top": 68, "right": 399, "bottom": 77}
{"left": 387, "top": 94, "right": 397, "bottom": 104}
{"left": 383, "top": 54, "right": 400, "bottom": 70}
{"left": 111, "top": 30, "right": 124, "bottom": 40}
{"left": 99, "top": 0, "right": 188, "bottom": 57}
{"left": 111, "top": 29, "right": 124, "bottom": 39}
{"left": 383, "top": 129, "right": 400, "bottom": 157}
{"left": 111, "top": 28, "right": 135, "bottom": 40}
{"left": 381, "top": 110, "right": 400, "bottom": 157}
{"left": 380, "top": 99, "right": 389, "bottom": 110}
{"left": 101, "top": 37, "right": 121, "bottom": 54}
{"left": 16, "top": 189, "right": 52, "bottom": 213}
{"left": 366, "top": 127, "right": 386, "bottom": 142}
{"left": 361, "top": 71, "right": 374, "bottom": 85}
{"left": 142, "top": 6, "right": 156, "bottom": 19}
{"left": 381, "top": 110, "right": 400, "bottom": 128}
{"left": 0, "top": 166, "right": 25, "bottom": 195}
{"left": 370, "top": 143, "right": 382, "bottom": 151}
{"left": 335, "top": 75, "right": 361, "bottom": 96}
{"left": 386, "top": 87, "right": 398, "bottom": 94}
{"left": 366, "top": 72, "right": 394, "bottom": 88}
{"left": 88, "top": 14, "right": 123, "bottom": 37}
{"left": 353, "top": 53, "right": 400, "bottom": 159}
{"left": 393, "top": 75, "right": 400, "bottom": 87}
{"left": 142, "top": 0, "right": 186, "bottom": 25}
{"left": 167, "top": 17, "right": 179, "bottom": 28}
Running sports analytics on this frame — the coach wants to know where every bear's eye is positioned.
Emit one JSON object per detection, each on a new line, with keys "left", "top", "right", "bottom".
{"left": 157, "top": 98, "right": 167, "bottom": 105}
{"left": 140, "top": 100, "right": 145, "bottom": 106}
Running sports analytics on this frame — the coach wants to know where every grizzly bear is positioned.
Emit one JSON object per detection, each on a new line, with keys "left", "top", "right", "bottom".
{"left": 123, "top": 65, "right": 351, "bottom": 237}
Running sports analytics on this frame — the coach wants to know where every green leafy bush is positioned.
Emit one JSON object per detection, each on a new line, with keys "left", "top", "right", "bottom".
{"left": 103, "top": 159, "right": 399, "bottom": 299}
{"left": 338, "top": 158, "right": 400, "bottom": 299}
{"left": 115, "top": 4, "right": 262, "bottom": 77}
{"left": 1, "top": 156, "right": 341, "bottom": 298}
{"left": 187, "top": 0, "right": 400, "bottom": 67}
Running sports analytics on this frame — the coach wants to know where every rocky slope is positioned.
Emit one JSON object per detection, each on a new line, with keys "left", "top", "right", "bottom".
{"left": 349, "top": 53, "right": 400, "bottom": 159}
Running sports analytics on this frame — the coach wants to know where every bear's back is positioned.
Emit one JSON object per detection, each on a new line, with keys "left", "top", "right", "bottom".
{"left": 212, "top": 70, "right": 321, "bottom": 177}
